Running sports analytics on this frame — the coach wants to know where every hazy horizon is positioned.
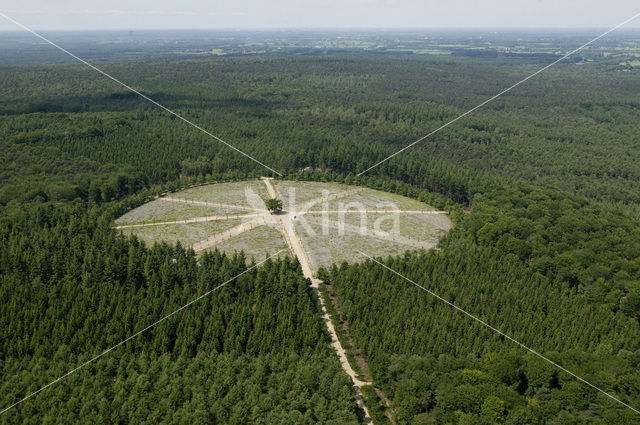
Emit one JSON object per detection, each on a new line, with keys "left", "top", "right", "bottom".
{"left": 1, "top": 1, "right": 639, "bottom": 31}
{"left": 3, "top": 27, "right": 640, "bottom": 33}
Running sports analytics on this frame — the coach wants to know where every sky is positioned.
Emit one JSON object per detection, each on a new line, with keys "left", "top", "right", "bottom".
{"left": 0, "top": 0, "right": 639, "bottom": 31}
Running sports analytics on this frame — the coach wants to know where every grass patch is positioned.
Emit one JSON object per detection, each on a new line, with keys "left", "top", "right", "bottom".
{"left": 115, "top": 199, "right": 244, "bottom": 224}
{"left": 118, "top": 219, "right": 244, "bottom": 247}
{"left": 299, "top": 220, "right": 438, "bottom": 269}
{"left": 213, "top": 223, "right": 289, "bottom": 261}
{"left": 274, "top": 180, "right": 350, "bottom": 210}
{"left": 171, "top": 180, "right": 268, "bottom": 207}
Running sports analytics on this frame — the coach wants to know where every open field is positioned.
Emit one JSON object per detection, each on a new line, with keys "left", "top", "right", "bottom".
{"left": 272, "top": 180, "right": 352, "bottom": 210}
{"left": 115, "top": 198, "right": 240, "bottom": 224}
{"left": 214, "top": 224, "right": 289, "bottom": 261}
{"left": 169, "top": 180, "right": 269, "bottom": 207}
{"left": 115, "top": 179, "right": 451, "bottom": 270}
{"left": 298, "top": 219, "right": 440, "bottom": 270}
{"left": 301, "top": 213, "right": 447, "bottom": 245}
{"left": 118, "top": 219, "right": 246, "bottom": 247}
{"left": 302, "top": 185, "right": 439, "bottom": 212}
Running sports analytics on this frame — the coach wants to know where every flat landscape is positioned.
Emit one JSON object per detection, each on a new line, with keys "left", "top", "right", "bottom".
{"left": 3, "top": 21, "right": 640, "bottom": 425}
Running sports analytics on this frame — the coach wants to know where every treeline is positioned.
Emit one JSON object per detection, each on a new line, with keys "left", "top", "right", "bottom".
{"left": 0, "top": 203, "right": 361, "bottom": 424}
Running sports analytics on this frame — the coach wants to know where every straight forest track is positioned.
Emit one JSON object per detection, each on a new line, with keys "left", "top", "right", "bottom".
{"left": 261, "top": 178, "right": 374, "bottom": 424}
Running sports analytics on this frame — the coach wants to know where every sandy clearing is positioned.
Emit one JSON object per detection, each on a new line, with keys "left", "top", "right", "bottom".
{"left": 294, "top": 188, "right": 365, "bottom": 213}
{"left": 114, "top": 213, "right": 267, "bottom": 229}
{"left": 192, "top": 219, "right": 268, "bottom": 252}
{"left": 161, "top": 196, "right": 267, "bottom": 212}
{"left": 303, "top": 209, "right": 447, "bottom": 214}
{"left": 303, "top": 216, "right": 438, "bottom": 250}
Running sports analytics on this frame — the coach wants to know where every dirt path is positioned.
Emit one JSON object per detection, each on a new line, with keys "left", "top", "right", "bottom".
{"left": 374, "top": 388, "right": 397, "bottom": 425}
{"left": 261, "top": 178, "right": 374, "bottom": 424}
{"left": 262, "top": 178, "right": 279, "bottom": 199}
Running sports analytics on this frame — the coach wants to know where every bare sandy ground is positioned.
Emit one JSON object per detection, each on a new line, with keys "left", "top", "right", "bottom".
{"left": 114, "top": 213, "right": 266, "bottom": 229}
{"left": 192, "top": 219, "right": 270, "bottom": 252}
{"left": 161, "top": 196, "right": 266, "bottom": 212}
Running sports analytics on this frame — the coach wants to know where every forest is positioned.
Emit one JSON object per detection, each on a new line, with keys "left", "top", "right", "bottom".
{"left": 323, "top": 179, "right": 640, "bottom": 424}
{"left": 1, "top": 39, "right": 640, "bottom": 424}
{"left": 0, "top": 203, "right": 361, "bottom": 424}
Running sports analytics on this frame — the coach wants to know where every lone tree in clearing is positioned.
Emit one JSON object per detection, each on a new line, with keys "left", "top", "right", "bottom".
{"left": 265, "top": 198, "right": 283, "bottom": 214}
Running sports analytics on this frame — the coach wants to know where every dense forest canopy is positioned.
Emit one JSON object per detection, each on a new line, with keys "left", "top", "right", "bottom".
{"left": 2, "top": 52, "right": 640, "bottom": 207}
{"left": 1, "top": 30, "right": 640, "bottom": 424}
{"left": 0, "top": 204, "right": 362, "bottom": 424}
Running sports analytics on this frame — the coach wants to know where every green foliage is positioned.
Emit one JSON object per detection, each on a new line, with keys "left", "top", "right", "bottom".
{"left": 0, "top": 204, "right": 360, "bottom": 424}
{"left": 3, "top": 50, "right": 640, "bottom": 423}
{"left": 265, "top": 198, "right": 283, "bottom": 213}
{"left": 324, "top": 182, "right": 640, "bottom": 423}
{"left": 360, "top": 386, "right": 392, "bottom": 425}
{"left": 4, "top": 53, "right": 640, "bottom": 209}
